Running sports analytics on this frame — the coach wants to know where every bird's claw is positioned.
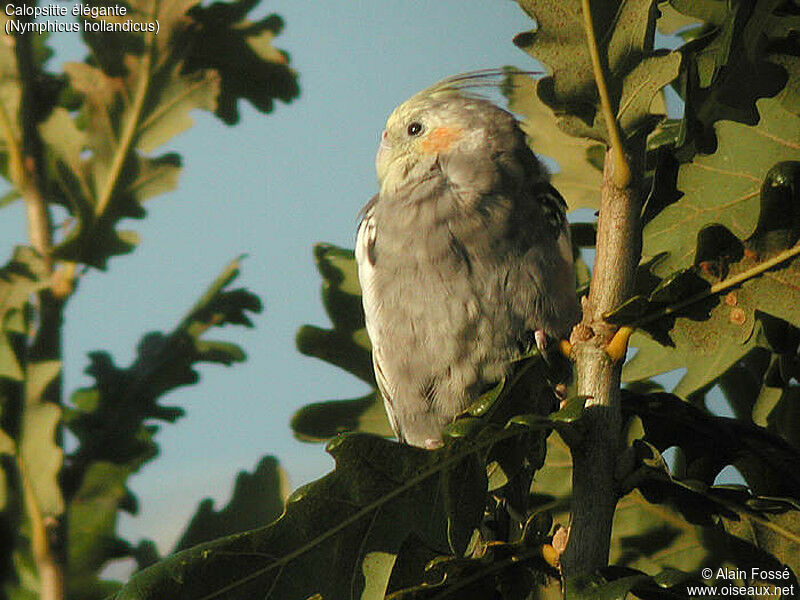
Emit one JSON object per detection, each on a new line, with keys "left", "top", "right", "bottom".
{"left": 534, "top": 329, "right": 547, "bottom": 353}
{"left": 424, "top": 438, "right": 444, "bottom": 450}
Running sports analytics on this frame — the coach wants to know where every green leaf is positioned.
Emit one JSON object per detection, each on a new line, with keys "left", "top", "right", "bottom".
{"left": 531, "top": 432, "right": 572, "bottom": 511}
{"left": 61, "top": 258, "right": 261, "bottom": 590}
{"left": 54, "top": 54, "right": 213, "bottom": 267}
{"left": 0, "top": 250, "right": 65, "bottom": 597}
{"left": 135, "top": 67, "right": 219, "bottom": 155}
{"left": 622, "top": 391, "right": 800, "bottom": 497}
{"left": 292, "top": 244, "right": 382, "bottom": 441}
{"left": 564, "top": 570, "right": 651, "bottom": 600}
{"left": 721, "top": 505, "right": 800, "bottom": 575}
{"left": 504, "top": 73, "right": 604, "bottom": 209}
{"left": 20, "top": 384, "right": 64, "bottom": 518}
{"left": 182, "top": 1, "right": 300, "bottom": 124}
{"left": 620, "top": 440, "right": 800, "bottom": 578}
{"left": 174, "top": 456, "right": 289, "bottom": 551}
{"left": 643, "top": 97, "right": 800, "bottom": 276}
{"left": 0, "top": 252, "right": 64, "bottom": 514}
{"left": 388, "top": 537, "right": 558, "bottom": 599}
{"left": 295, "top": 244, "right": 373, "bottom": 386}
{"left": 290, "top": 392, "right": 393, "bottom": 442}
{"left": 514, "top": 0, "right": 680, "bottom": 143}
{"left": 616, "top": 52, "right": 682, "bottom": 139}
{"left": 627, "top": 252, "right": 800, "bottom": 400}
{"left": 532, "top": 425, "right": 747, "bottom": 577}
{"left": 773, "top": 55, "right": 800, "bottom": 118}
{"left": 65, "top": 258, "right": 260, "bottom": 474}
{"left": 624, "top": 309, "right": 759, "bottom": 399}
{"left": 656, "top": 0, "right": 704, "bottom": 35}
{"left": 611, "top": 489, "right": 714, "bottom": 574}
{"left": 112, "top": 433, "right": 491, "bottom": 600}
{"left": 442, "top": 452, "right": 486, "bottom": 555}
{"left": 0, "top": 248, "right": 48, "bottom": 381}
{"left": 761, "top": 385, "right": 800, "bottom": 453}
{"left": 38, "top": 106, "right": 88, "bottom": 207}
{"left": 46, "top": 0, "right": 298, "bottom": 268}
{"left": 627, "top": 157, "right": 800, "bottom": 397}
{"left": 66, "top": 462, "right": 130, "bottom": 600}
{"left": 670, "top": 0, "right": 794, "bottom": 154}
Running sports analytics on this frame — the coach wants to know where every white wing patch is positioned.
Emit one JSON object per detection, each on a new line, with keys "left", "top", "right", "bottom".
{"left": 355, "top": 209, "right": 379, "bottom": 346}
{"left": 373, "top": 347, "right": 400, "bottom": 438}
{"left": 356, "top": 207, "right": 401, "bottom": 437}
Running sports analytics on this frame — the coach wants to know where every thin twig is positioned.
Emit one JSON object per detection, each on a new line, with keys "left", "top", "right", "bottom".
{"left": 633, "top": 244, "right": 800, "bottom": 328}
{"left": 17, "top": 455, "right": 64, "bottom": 600}
{"left": 580, "top": 0, "right": 630, "bottom": 187}
{"left": 7, "top": 18, "right": 54, "bottom": 267}
{"left": 10, "top": 16, "right": 64, "bottom": 600}
{"left": 94, "top": 27, "right": 156, "bottom": 217}
{"left": 0, "top": 89, "right": 24, "bottom": 188}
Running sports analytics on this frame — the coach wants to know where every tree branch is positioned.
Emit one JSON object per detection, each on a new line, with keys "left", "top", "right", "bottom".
{"left": 94, "top": 26, "right": 155, "bottom": 218}
{"left": 13, "top": 11, "right": 53, "bottom": 268}
{"left": 18, "top": 456, "right": 64, "bottom": 600}
{"left": 563, "top": 146, "right": 642, "bottom": 575}
{"left": 558, "top": 0, "right": 650, "bottom": 576}
{"left": 13, "top": 9, "right": 64, "bottom": 600}
{"left": 631, "top": 242, "right": 800, "bottom": 328}
{"left": 580, "top": 0, "right": 630, "bottom": 188}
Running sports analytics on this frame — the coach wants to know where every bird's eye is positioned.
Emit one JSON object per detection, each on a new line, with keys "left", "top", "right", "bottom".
{"left": 407, "top": 122, "right": 423, "bottom": 136}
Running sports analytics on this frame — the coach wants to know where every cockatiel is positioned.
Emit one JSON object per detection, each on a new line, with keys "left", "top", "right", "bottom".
{"left": 356, "top": 72, "right": 580, "bottom": 448}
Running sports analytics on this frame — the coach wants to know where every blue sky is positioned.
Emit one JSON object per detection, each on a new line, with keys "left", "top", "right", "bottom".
{"left": 0, "top": 1, "right": 547, "bottom": 558}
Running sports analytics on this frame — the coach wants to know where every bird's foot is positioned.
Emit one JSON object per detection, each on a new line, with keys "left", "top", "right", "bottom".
{"left": 424, "top": 438, "right": 444, "bottom": 450}
{"left": 534, "top": 329, "right": 547, "bottom": 353}
{"left": 555, "top": 383, "right": 568, "bottom": 409}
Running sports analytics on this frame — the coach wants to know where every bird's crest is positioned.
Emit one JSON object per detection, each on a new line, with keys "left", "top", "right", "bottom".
{"left": 410, "top": 68, "right": 543, "bottom": 104}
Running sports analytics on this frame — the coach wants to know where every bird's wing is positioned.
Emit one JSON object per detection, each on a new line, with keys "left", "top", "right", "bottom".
{"left": 372, "top": 347, "right": 401, "bottom": 439}
{"left": 535, "top": 180, "right": 573, "bottom": 268}
{"left": 355, "top": 196, "right": 402, "bottom": 439}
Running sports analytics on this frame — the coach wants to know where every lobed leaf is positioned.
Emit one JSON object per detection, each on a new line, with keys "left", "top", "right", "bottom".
{"left": 504, "top": 73, "right": 604, "bottom": 210}
{"left": 627, "top": 154, "right": 800, "bottom": 397}
{"left": 622, "top": 391, "right": 800, "bottom": 498}
{"left": 174, "top": 455, "right": 289, "bottom": 552}
{"left": 620, "top": 438, "right": 800, "bottom": 578}
{"left": 668, "top": 0, "right": 795, "bottom": 154}
{"left": 643, "top": 98, "right": 800, "bottom": 277}
{"left": 387, "top": 536, "right": 559, "bottom": 599}
{"left": 42, "top": 0, "right": 299, "bottom": 269}
{"left": 0, "top": 249, "right": 64, "bottom": 597}
{"left": 514, "top": 0, "right": 679, "bottom": 144}
{"left": 61, "top": 258, "right": 262, "bottom": 595}
{"left": 295, "top": 244, "right": 373, "bottom": 387}
{"left": 291, "top": 392, "right": 393, "bottom": 442}
{"left": 113, "top": 433, "right": 491, "bottom": 600}
{"left": 0, "top": 248, "right": 48, "bottom": 380}
{"left": 181, "top": 1, "right": 300, "bottom": 124}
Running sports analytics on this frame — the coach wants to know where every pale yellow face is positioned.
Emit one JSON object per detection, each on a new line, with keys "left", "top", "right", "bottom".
{"left": 375, "top": 92, "right": 468, "bottom": 191}
{"left": 373, "top": 75, "right": 525, "bottom": 200}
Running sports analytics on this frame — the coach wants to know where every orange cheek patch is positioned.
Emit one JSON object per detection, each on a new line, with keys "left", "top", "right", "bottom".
{"left": 420, "top": 126, "right": 463, "bottom": 153}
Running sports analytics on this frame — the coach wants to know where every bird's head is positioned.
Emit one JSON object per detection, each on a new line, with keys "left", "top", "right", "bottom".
{"left": 375, "top": 71, "right": 532, "bottom": 196}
